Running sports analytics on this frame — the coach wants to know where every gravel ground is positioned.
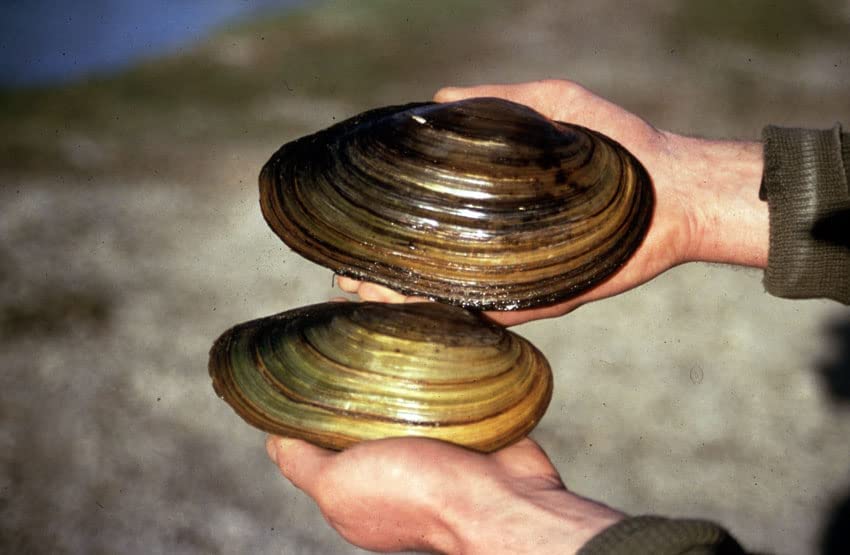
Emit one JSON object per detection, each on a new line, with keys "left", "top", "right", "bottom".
{"left": 2, "top": 2, "right": 849, "bottom": 554}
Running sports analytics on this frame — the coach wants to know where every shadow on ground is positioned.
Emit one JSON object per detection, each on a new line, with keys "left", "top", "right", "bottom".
{"left": 818, "top": 314, "right": 850, "bottom": 404}
{"left": 818, "top": 312, "right": 850, "bottom": 555}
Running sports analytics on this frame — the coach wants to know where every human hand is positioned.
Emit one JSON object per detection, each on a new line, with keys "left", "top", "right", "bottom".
{"left": 338, "top": 79, "right": 768, "bottom": 326}
{"left": 266, "top": 436, "right": 623, "bottom": 554}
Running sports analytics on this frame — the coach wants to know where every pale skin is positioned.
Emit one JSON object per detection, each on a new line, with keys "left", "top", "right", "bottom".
{"left": 267, "top": 79, "right": 770, "bottom": 553}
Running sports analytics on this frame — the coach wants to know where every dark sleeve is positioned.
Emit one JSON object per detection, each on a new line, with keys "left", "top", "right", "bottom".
{"left": 759, "top": 124, "right": 850, "bottom": 303}
{"left": 577, "top": 516, "right": 748, "bottom": 555}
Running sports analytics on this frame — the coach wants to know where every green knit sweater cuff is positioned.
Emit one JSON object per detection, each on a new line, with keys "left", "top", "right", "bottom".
{"left": 577, "top": 516, "right": 746, "bottom": 555}
{"left": 760, "top": 124, "right": 850, "bottom": 304}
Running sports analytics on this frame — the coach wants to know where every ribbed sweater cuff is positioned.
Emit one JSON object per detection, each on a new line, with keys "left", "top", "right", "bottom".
{"left": 760, "top": 125, "right": 850, "bottom": 303}
{"left": 577, "top": 516, "right": 746, "bottom": 555}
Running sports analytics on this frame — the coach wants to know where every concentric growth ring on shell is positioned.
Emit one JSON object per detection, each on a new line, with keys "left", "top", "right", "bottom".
{"left": 208, "top": 302, "right": 553, "bottom": 452}
{"left": 260, "top": 97, "right": 654, "bottom": 310}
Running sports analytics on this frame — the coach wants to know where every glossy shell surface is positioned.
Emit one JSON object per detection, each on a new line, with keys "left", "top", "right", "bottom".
{"left": 209, "top": 302, "right": 552, "bottom": 452}
{"left": 260, "top": 98, "right": 653, "bottom": 310}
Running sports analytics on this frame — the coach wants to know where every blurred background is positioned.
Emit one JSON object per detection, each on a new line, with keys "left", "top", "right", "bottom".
{"left": 2, "top": 1, "right": 849, "bottom": 553}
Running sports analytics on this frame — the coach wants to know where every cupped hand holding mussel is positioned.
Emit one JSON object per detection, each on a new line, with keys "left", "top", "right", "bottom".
{"left": 339, "top": 80, "right": 768, "bottom": 326}
{"left": 266, "top": 435, "right": 624, "bottom": 554}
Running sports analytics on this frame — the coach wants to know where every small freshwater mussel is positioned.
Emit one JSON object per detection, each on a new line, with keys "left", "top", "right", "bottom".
{"left": 209, "top": 302, "right": 552, "bottom": 452}
{"left": 260, "top": 97, "right": 653, "bottom": 310}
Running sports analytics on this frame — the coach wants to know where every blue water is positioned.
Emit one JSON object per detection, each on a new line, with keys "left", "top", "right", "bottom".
{"left": 0, "top": 0, "right": 306, "bottom": 88}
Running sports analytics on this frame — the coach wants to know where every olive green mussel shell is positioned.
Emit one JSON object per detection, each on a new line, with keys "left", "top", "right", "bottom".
{"left": 209, "top": 302, "right": 552, "bottom": 452}
{"left": 260, "top": 97, "right": 653, "bottom": 310}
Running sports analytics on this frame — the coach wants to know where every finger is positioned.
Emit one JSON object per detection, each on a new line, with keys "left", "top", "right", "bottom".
{"left": 434, "top": 83, "right": 528, "bottom": 103}
{"left": 336, "top": 275, "right": 362, "bottom": 293}
{"left": 434, "top": 80, "right": 586, "bottom": 116}
{"left": 482, "top": 295, "right": 586, "bottom": 326}
{"left": 266, "top": 435, "right": 334, "bottom": 495}
{"left": 435, "top": 80, "right": 645, "bottom": 144}
{"left": 433, "top": 86, "right": 472, "bottom": 102}
{"left": 357, "top": 282, "right": 409, "bottom": 303}
{"left": 482, "top": 301, "right": 579, "bottom": 326}
{"left": 434, "top": 82, "right": 558, "bottom": 102}
{"left": 329, "top": 296, "right": 349, "bottom": 303}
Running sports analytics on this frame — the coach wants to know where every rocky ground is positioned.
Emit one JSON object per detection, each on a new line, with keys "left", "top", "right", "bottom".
{"left": 2, "top": 1, "right": 849, "bottom": 553}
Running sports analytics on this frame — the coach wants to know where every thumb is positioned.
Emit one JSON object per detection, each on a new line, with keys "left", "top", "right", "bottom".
{"left": 490, "top": 438, "right": 562, "bottom": 482}
{"left": 266, "top": 435, "right": 334, "bottom": 494}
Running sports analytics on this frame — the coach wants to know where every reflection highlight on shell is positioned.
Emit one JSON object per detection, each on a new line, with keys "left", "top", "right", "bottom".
{"left": 209, "top": 302, "right": 552, "bottom": 452}
{"left": 260, "top": 97, "right": 653, "bottom": 310}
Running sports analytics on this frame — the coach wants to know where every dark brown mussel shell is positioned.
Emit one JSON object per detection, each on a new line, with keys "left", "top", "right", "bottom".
{"left": 209, "top": 302, "right": 552, "bottom": 452}
{"left": 260, "top": 98, "right": 653, "bottom": 310}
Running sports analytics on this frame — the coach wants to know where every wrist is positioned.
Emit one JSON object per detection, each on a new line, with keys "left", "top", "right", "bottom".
{"left": 665, "top": 133, "right": 768, "bottom": 268}
{"left": 442, "top": 485, "right": 624, "bottom": 555}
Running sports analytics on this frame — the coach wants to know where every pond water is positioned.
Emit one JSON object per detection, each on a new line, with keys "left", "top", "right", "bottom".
{"left": 0, "top": 0, "right": 306, "bottom": 88}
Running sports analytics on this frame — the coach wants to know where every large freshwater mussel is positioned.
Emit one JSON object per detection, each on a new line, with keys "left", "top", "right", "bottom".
{"left": 260, "top": 97, "right": 653, "bottom": 310}
{"left": 209, "top": 302, "right": 552, "bottom": 452}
